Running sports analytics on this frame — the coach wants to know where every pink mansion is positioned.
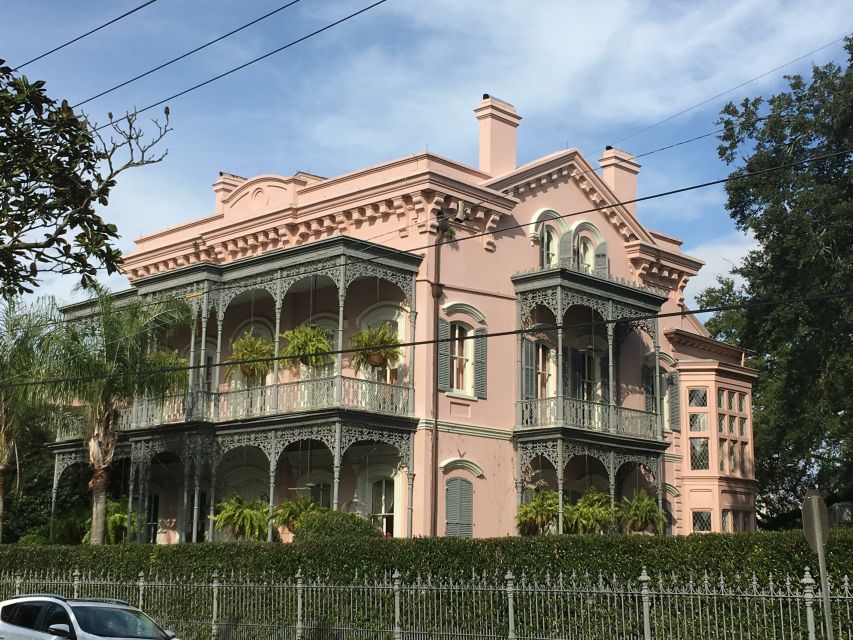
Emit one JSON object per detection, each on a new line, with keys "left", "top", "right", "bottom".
{"left": 51, "top": 96, "right": 757, "bottom": 541}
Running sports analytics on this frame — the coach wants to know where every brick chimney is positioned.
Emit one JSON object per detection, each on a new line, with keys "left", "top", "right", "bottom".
{"left": 599, "top": 147, "right": 641, "bottom": 215}
{"left": 474, "top": 94, "right": 522, "bottom": 177}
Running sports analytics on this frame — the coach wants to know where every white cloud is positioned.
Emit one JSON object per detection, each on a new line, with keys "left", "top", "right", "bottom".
{"left": 682, "top": 232, "right": 758, "bottom": 307}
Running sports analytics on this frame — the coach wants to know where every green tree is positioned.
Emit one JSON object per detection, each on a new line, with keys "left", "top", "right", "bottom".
{"left": 51, "top": 286, "right": 189, "bottom": 544}
{"left": 0, "top": 60, "right": 170, "bottom": 296}
{"left": 0, "top": 297, "right": 54, "bottom": 542}
{"left": 699, "top": 37, "right": 853, "bottom": 524}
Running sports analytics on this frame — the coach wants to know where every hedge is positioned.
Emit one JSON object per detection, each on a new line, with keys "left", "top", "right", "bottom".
{"left": 3, "top": 529, "right": 852, "bottom": 582}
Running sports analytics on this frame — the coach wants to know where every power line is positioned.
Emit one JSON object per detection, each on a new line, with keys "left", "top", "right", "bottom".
{"left": 13, "top": 0, "right": 160, "bottom": 71}
{"left": 613, "top": 34, "right": 847, "bottom": 147}
{"left": 37, "top": 145, "right": 853, "bottom": 328}
{"left": 73, "top": 0, "right": 305, "bottom": 108}
{"left": 92, "top": 0, "right": 390, "bottom": 131}
{"left": 5, "top": 289, "right": 852, "bottom": 390}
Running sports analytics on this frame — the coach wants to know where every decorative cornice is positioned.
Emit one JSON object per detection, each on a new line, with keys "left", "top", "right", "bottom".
{"left": 665, "top": 328, "right": 751, "bottom": 365}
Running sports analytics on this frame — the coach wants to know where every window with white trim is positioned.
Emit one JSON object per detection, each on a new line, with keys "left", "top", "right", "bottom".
{"left": 540, "top": 225, "right": 558, "bottom": 268}
{"left": 358, "top": 306, "right": 405, "bottom": 384}
{"left": 450, "top": 323, "right": 473, "bottom": 394}
{"left": 371, "top": 478, "right": 394, "bottom": 536}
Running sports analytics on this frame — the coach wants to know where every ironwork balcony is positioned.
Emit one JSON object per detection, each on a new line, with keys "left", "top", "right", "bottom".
{"left": 517, "top": 396, "right": 660, "bottom": 440}
{"left": 515, "top": 258, "right": 669, "bottom": 297}
{"left": 54, "top": 376, "right": 413, "bottom": 438}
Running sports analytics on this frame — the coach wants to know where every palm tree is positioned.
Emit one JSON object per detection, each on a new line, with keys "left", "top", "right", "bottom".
{"left": 212, "top": 494, "right": 269, "bottom": 540}
{"left": 51, "top": 285, "right": 190, "bottom": 545}
{"left": 0, "top": 297, "right": 54, "bottom": 543}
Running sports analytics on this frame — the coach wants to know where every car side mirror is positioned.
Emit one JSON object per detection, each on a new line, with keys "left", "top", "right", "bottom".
{"left": 48, "top": 623, "right": 72, "bottom": 638}
{"left": 165, "top": 630, "right": 177, "bottom": 639}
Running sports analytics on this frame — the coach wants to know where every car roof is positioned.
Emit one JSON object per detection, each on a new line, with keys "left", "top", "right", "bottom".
{"left": 1, "top": 596, "right": 135, "bottom": 609}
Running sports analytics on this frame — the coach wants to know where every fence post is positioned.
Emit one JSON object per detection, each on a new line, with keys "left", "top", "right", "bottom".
{"left": 137, "top": 571, "right": 145, "bottom": 610}
{"left": 802, "top": 568, "right": 817, "bottom": 640}
{"left": 211, "top": 571, "right": 219, "bottom": 640}
{"left": 393, "top": 569, "right": 402, "bottom": 640}
{"left": 14, "top": 572, "right": 22, "bottom": 596}
{"left": 72, "top": 568, "right": 81, "bottom": 599}
{"left": 296, "top": 569, "right": 304, "bottom": 640}
{"left": 639, "top": 567, "right": 652, "bottom": 640}
{"left": 505, "top": 570, "right": 516, "bottom": 640}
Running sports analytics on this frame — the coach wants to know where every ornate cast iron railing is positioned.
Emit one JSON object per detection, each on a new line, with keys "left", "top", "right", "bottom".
{"left": 517, "top": 396, "right": 660, "bottom": 440}
{"left": 515, "top": 258, "right": 669, "bottom": 297}
{"left": 341, "top": 377, "right": 410, "bottom": 416}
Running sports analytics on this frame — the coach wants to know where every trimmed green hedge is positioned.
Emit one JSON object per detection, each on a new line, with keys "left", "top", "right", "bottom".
{"left": 2, "top": 530, "right": 852, "bottom": 581}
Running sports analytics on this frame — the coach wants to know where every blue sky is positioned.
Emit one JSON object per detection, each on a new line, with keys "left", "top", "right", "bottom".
{"left": 5, "top": 0, "right": 851, "bottom": 306}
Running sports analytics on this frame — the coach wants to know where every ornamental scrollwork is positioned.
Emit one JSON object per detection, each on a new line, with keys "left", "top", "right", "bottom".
{"left": 611, "top": 304, "right": 658, "bottom": 341}
{"left": 560, "top": 289, "right": 610, "bottom": 320}
{"left": 339, "top": 424, "right": 411, "bottom": 468}
{"left": 343, "top": 261, "right": 414, "bottom": 305}
{"left": 53, "top": 450, "right": 87, "bottom": 492}
{"left": 517, "top": 439, "right": 560, "bottom": 471}
{"left": 217, "top": 275, "right": 280, "bottom": 315}
{"left": 564, "top": 441, "right": 612, "bottom": 475}
{"left": 613, "top": 451, "right": 661, "bottom": 482}
{"left": 280, "top": 260, "right": 342, "bottom": 298}
{"left": 518, "top": 289, "right": 559, "bottom": 324}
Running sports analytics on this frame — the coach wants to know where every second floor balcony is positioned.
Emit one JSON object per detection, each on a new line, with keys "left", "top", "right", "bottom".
{"left": 518, "top": 396, "right": 658, "bottom": 440}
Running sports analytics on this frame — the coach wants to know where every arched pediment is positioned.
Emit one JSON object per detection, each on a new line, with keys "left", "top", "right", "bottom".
{"left": 442, "top": 302, "right": 487, "bottom": 325}
{"left": 222, "top": 175, "right": 296, "bottom": 219}
{"left": 439, "top": 457, "right": 485, "bottom": 478}
{"left": 528, "top": 208, "right": 571, "bottom": 242}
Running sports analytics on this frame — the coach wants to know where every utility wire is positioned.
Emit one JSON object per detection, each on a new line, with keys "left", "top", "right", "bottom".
{"left": 39, "top": 145, "right": 853, "bottom": 327}
{"left": 13, "top": 0, "right": 159, "bottom": 71}
{"left": 73, "top": 0, "right": 305, "bottom": 108}
{"left": 613, "top": 34, "right": 847, "bottom": 147}
{"left": 6, "top": 289, "right": 853, "bottom": 390}
{"left": 92, "top": 0, "right": 390, "bottom": 131}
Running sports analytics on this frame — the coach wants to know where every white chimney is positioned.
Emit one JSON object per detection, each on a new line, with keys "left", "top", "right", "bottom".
{"left": 474, "top": 94, "right": 522, "bottom": 177}
{"left": 599, "top": 147, "right": 641, "bottom": 215}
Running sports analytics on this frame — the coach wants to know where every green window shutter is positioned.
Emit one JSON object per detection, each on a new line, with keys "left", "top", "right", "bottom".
{"left": 594, "top": 241, "right": 608, "bottom": 273}
{"left": 474, "top": 327, "right": 487, "bottom": 399}
{"left": 642, "top": 364, "right": 655, "bottom": 412}
{"left": 459, "top": 479, "right": 473, "bottom": 538}
{"left": 437, "top": 318, "right": 451, "bottom": 392}
{"left": 557, "top": 229, "right": 574, "bottom": 266}
{"left": 599, "top": 354, "right": 610, "bottom": 403}
{"left": 446, "top": 477, "right": 473, "bottom": 538}
{"left": 668, "top": 372, "right": 681, "bottom": 429}
{"left": 445, "top": 478, "right": 461, "bottom": 536}
{"left": 522, "top": 339, "right": 535, "bottom": 399}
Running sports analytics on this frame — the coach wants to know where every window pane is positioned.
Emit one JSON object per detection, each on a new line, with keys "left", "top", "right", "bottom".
{"left": 729, "top": 442, "right": 736, "bottom": 474}
{"left": 740, "top": 443, "right": 747, "bottom": 474}
{"left": 727, "top": 392, "right": 735, "bottom": 411}
{"left": 689, "top": 413, "right": 707, "bottom": 432}
{"left": 739, "top": 393, "right": 746, "bottom": 413}
{"left": 728, "top": 415, "right": 736, "bottom": 434}
{"left": 690, "top": 438, "right": 709, "bottom": 470}
{"left": 688, "top": 388, "right": 708, "bottom": 407}
{"left": 718, "top": 415, "right": 725, "bottom": 433}
{"left": 739, "top": 417, "right": 746, "bottom": 437}
{"left": 719, "top": 439, "right": 726, "bottom": 472}
{"left": 717, "top": 388, "right": 725, "bottom": 408}
{"left": 692, "top": 511, "right": 712, "bottom": 532}
{"left": 722, "top": 510, "right": 731, "bottom": 533}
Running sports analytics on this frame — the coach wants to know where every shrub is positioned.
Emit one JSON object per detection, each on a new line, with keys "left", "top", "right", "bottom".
{"left": 292, "top": 510, "right": 384, "bottom": 545}
{"left": 517, "top": 490, "right": 559, "bottom": 535}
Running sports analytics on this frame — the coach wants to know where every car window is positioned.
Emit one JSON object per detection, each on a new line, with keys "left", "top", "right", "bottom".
{"left": 41, "top": 604, "right": 73, "bottom": 636}
{"left": 71, "top": 606, "right": 167, "bottom": 640}
{"left": 1, "top": 603, "right": 19, "bottom": 624}
{"left": 12, "top": 602, "right": 45, "bottom": 629}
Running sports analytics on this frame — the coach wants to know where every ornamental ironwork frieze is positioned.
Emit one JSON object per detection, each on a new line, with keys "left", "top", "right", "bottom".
{"left": 613, "top": 450, "right": 661, "bottom": 481}
{"left": 343, "top": 261, "right": 414, "bottom": 305}
{"left": 53, "top": 450, "right": 87, "bottom": 492}
{"left": 560, "top": 289, "right": 611, "bottom": 321}
{"left": 564, "top": 441, "right": 612, "bottom": 473}
{"left": 518, "top": 289, "right": 559, "bottom": 324}
{"left": 517, "top": 439, "right": 560, "bottom": 471}
{"left": 339, "top": 424, "right": 411, "bottom": 468}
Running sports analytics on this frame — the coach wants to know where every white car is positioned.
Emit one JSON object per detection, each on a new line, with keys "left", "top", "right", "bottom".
{"left": 0, "top": 595, "right": 177, "bottom": 640}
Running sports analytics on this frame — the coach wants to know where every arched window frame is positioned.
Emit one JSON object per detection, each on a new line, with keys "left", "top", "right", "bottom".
{"left": 438, "top": 305, "right": 488, "bottom": 399}
{"left": 540, "top": 223, "right": 559, "bottom": 268}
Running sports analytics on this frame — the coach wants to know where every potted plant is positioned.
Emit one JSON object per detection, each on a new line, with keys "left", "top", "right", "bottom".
{"left": 270, "top": 496, "right": 321, "bottom": 534}
{"left": 617, "top": 490, "right": 667, "bottom": 534}
{"left": 280, "top": 324, "right": 334, "bottom": 368}
{"left": 516, "top": 489, "right": 559, "bottom": 536}
{"left": 211, "top": 494, "right": 268, "bottom": 541}
{"left": 226, "top": 330, "right": 275, "bottom": 382}
{"left": 564, "top": 487, "right": 617, "bottom": 534}
{"left": 350, "top": 323, "right": 402, "bottom": 372}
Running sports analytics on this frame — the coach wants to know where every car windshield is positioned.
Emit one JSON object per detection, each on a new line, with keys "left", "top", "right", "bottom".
{"left": 70, "top": 606, "right": 168, "bottom": 640}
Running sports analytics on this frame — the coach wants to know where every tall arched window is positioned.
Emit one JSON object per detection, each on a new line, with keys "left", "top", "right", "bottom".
{"left": 540, "top": 225, "right": 558, "bottom": 268}
{"left": 577, "top": 237, "right": 595, "bottom": 271}
{"left": 445, "top": 477, "right": 473, "bottom": 537}
{"left": 371, "top": 477, "right": 395, "bottom": 535}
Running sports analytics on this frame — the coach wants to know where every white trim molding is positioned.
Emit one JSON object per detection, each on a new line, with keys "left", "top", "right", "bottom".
{"left": 439, "top": 457, "right": 486, "bottom": 479}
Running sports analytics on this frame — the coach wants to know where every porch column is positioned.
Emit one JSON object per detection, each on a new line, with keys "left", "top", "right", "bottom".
{"left": 556, "top": 288, "right": 564, "bottom": 424}
{"left": 408, "top": 309, "right": 417, "bottom": 414}
{"left": 137, "top": 463, "right": 149, "bottom": 543}
{"left": 515, "top": 304, "right": 523, "bottom": 427}
{"left": 406, "top": 432, "right": 415, "bottom": 538}
{"left": 125, "top": 462, "right": 135, "bottom": 543}
{"left": 654, "top": 328, "right": 663, "bottom": 439}
{"left": 556, "top": 439, "right": 564, "bottom": 534}
{"left": 515, "top": 446, "right": 524, "bottom": 521}
{"left": 335, "top": 263, "right": 345, "bottom": 406}
{"left": 656, "top": 457, "right": 664, "bottom": 514}
{"left": 191, "top": 459, "right": 201, "bottom": 543}
{"left": 49, "top": 457, "right": 60, "bottom": 543}
{"left": 607, "top": 314, "right": 616, "bottom": 434}
{"left": 608, "top": 451, "right": 616, "bottom": 508}
{"left": 272, "top": 298, "right": 282, "bottom": 412}
{"left": 198, "top": 302, "right": 209, "bottom": 418}
{"left": 182, "top": 461, "right": 191, "bottom": 543}
{"left": 213, "top": 314, "right": 224, "bottom": 420}
{"left": 207, "top": 463, "right": 217, "bottom": 542}
{"left": 267, "top": 459, "right": 277, "bottom": 542}
{"left": 187, "top": 313, "right": 197, "bottom": 410}
{"left": 332, "top": 422, "right": 342, "bottom": 511}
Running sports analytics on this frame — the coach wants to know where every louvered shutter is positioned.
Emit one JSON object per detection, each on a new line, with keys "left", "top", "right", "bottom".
{"left": 668, "top": 372, "right": 681, "bottom": 429}
{"left": 522, "top": 339, "right": 535, "bottom": 399}
{"left": 557, "top": 229, "right": 574, "bottom": 267}
{"left": 600, "top": 355, "right": 610, "bottom": 403}
{"left": 571, "top": 348, "right": 584, "bottom": 399}
{"left": 445, "top": 478, "right": 461, "bottom": 536}
{"left": 474, "top": 328, "right": 487, "bottom": 399}
{"left": 594, "top": 241, "right": 608, "bottom": 274}
{"left": 642, "top": 365, "right": 655, "bottom": 412}
{"left": 437, "top": 318, "right": 451, "bottom": 392}
{"left": 458, "top": 479, "right": 473, "bottom": 538}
